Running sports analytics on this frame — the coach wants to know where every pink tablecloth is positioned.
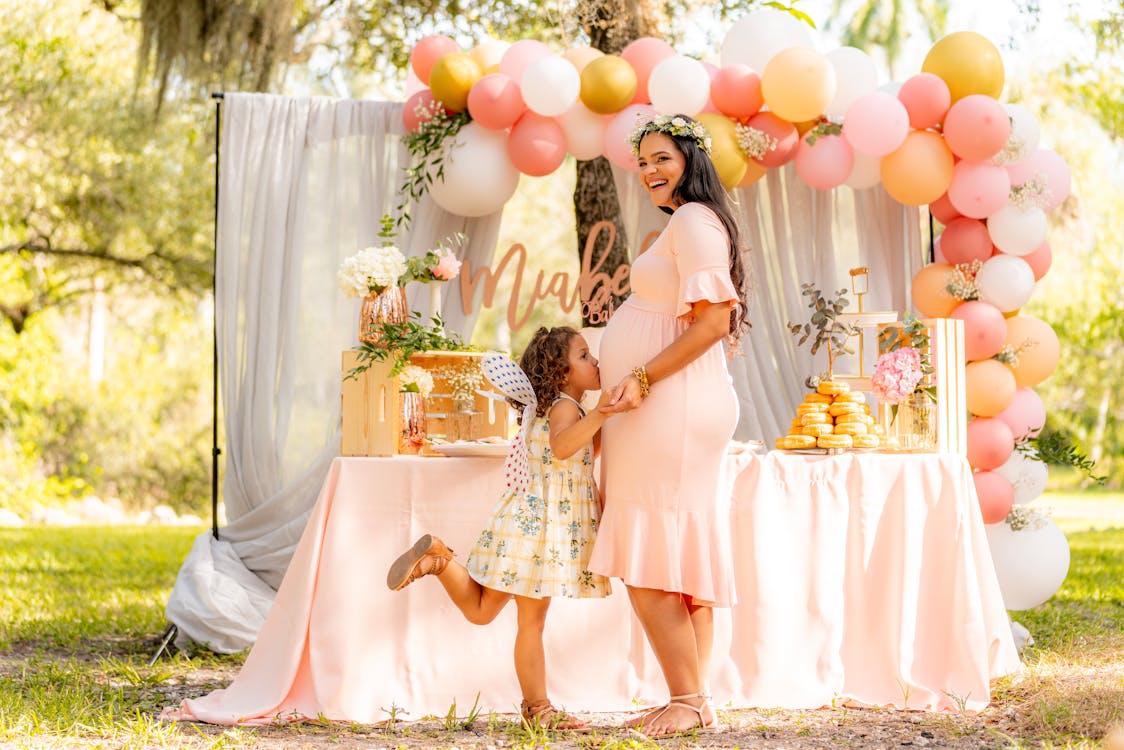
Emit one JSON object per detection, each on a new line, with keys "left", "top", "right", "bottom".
{"left": 166, "top": 452, "right": 1019, "bottom": 724}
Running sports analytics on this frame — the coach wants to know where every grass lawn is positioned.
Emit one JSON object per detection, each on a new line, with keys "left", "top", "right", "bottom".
{"left": 0, "top": 491, "right": 1121, "bottom": 749}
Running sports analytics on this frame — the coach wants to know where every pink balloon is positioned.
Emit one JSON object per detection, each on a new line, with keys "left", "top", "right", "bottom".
{"left": 843, "top": 92, "right": 910, "bottom": 157}
{"left": 467, "top": 73, "right": 526, "bottom": 130}
{"left": 710, "top": 63, "right": 764, "bottom": 121}
{"left": 947, "top": 161, "right": 1012, "bottom": 219}
{"left": 402, "top": 89, "right": 444, "bottom": 133}
{"left": 620, "top": 37, "right": 676, "bottom": 104}
{"left": 405, "top": 67, "right": 426, "bottom": 98}
{"left": 410, "top": 35, "right": 459, "bottom": 85}
{"left": 952, "top": 300, "right": 1007, "bottom": 361}
{"left": 1035, "top": 150, "right": 1071, "bottom": 211}
{"left": 929, "top": 192, "right": 962, "bottom": 225}
{"left": 897, "top": 73, "right": 951, "bottom": 129}
{"left": 794, "top": 134, "right": 855, "bottom": 190}
{"left": 974, "top": 471, "right": 1015, "bottom": 524}
{"left": 506, "top": 113, "right": 567, "bottom": 177}
{"left": 1023, "top": 241, "right": 1052, "bottom": 280}
{"left": 940, "top": 217, "right": 993, "bottom": 265}
{"left": 604, "top": 103, "right": 656, "bottom": 171}
{"left": 700, "top": 62, "right": 721, "bottom": 113}
{"left": 747, "top": 111, "right": 799, "bottom": 167}
{"left": 967, "top": 417, "right": 1015, "bottom": 471}
{"left": 996, "top": 388, "right": 1047, "bottom": 441}
{"left": 943, "top": 95, "right": 1011, "bottom": 161}
{"left": 499, "top": 39, "right": 552, "bottom": 84}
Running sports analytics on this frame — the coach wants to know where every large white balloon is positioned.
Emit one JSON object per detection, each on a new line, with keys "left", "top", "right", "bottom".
{"left": 649, "top": 55, "right": 711, "bottom": 116}
{"left": 1004, "top": 103, "right": 1041, "bottom": 164}
{"left": 988, "top": 204, "right": 1048, "bottom": 256}
{"left": 986, "top": 516, "right": 1070, "bottom": 610}
{"left": 720, "top": 8, "right": 814, "bottom": 73}
{"left": 824, "top": 47, "right": 878, "bottom": 120}
{"left": 558, "top": 101, "right": 608, "bottom": 161}
{"left": 976, "top": 255, "right": 1036, "bottom": 312}
{"left": 521, "top": 56, "right": 580, "bottom": 117}
{"left": 428, "top": 124, "right": 520, "bottom": 217}
{"left": 994, "top": 451, "right": 1050, "bottom": 505}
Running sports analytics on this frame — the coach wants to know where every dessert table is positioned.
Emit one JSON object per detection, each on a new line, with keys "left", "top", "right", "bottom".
{"left": 166, "top": 451, "right": 1020, "bottom": 725}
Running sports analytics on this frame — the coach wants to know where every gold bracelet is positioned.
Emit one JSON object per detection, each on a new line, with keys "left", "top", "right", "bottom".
{"left": 631, "top": 366, "right": 651, "bottom": 398}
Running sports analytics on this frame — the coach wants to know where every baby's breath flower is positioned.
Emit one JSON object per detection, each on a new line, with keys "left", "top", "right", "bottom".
{"left": 944, "top": 259, "right": 983, "bottom": 301}
{"left": 1009, "top": 173, "right": 1052, "bottom": 212}
{"left": 734, "top": 124, "right": 778, "bottom": 160}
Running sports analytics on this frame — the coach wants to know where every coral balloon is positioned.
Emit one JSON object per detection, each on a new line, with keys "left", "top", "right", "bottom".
{"left": 947, "top": 161, "right": 1011, "bottom": 219}
{"left": 952, "top": 300, "right": 1007, "bottom": 360}
{"left": 720, "top": 8, "right": 814, "bottom": 73}
{"left": 1004, "top": 315, "right": 1060, "bottom": 387}
{"left": 621, "top": 37, "right": 676, "bottom": 104}
{"left": 1023, "top": 241, "right": 1052, "bottom": 281}
{"left": 921, "top": 31, "right": 1005, "bottom": 103}
{"left": 794, "top": 134, "right": 854, "bottom": 190}
{"left": 558, "top": 102, "right": 609, "bottom": 161}
{"left": 580, "top": 55, "right": 638, "bottom": 114}
{"left": 710, "top": 64, "right": 763, "bottom": 120}
{"left": 762, "top": 47, "right": 836, "bottom": 123}
{"left": 428, "top": 53, "right": 483, "bottom": 112}
{"left": 882, "top": 131, "right": 955, "bottom": 206}
{"left": 603, "top": 103, "right": 655, "bottom": 170}
{"left": 929, "top": 192, "right": 962, "bottom": 225}
{"left": 976, "top": 255, "right": 1036, "bottom": 312}
{"left": 824, "top": 46, "right": 878, "bottom": 120}
{"left": 428, "top": 124, "right": 519, "bottom": 217}
{"left": 522, "top": 56, "right": 581, "bottom": 117}
{"left": 843, "top": 92, "right": 910, "bottom": 156}
{"left": 910, "top": 262, "right": 960, "bottom": 318}
{"left": 402, "top": 89, "right": 445, "bottom": 133}
{"left": 562, "top": 46, "right": 602, "bottom": 73}
{"left": 745, "top": 111, "right": 799, "bottom": 167}
{"left": 467, "top": 74, "right": 525, "bottom": 130}
{"left": 940, "top": 218, "right": 993, "bottom": 265}
{"left": 507, "top": 113, "right": 567, "bottom": 176}
{"left": 966, "top": 417, "right": 1015, "bottom": 471}
{"left": 996, "top": 388, "right": 1046, "bottom": 442}
{"left": 410, "top": 35, "right": 459, "bottom": 85}
{"left": 974, "top": 471, "right": 1015, "bottom": 525}
{"left": 649, "top": 55, "right": 711, "bottom": 116}
{"left": 897, "top": 73, "right": 951, "bottom": 129}
{"left": 985, "top": 518, "right": 1070, "bottom": 610}
{"left": 499, "top": 39, "right": 552, "bottom": 84}
{"left": 696, "top": 113, "right": 749, "bottom": 189}
{"left": 965, "top": 359, "right": 1017, "bottom": 417}
{"left": 943, "top": 95, "right": 1011, "bottom": 161}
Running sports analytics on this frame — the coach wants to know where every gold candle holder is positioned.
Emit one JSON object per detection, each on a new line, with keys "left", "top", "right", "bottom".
{"left": 849, "top": 267, "right": 870, "bottom": 376}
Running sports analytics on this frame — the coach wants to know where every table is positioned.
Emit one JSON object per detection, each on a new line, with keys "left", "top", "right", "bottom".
{"left": 166, "top": 452, "right": 1020, "bottom": 725}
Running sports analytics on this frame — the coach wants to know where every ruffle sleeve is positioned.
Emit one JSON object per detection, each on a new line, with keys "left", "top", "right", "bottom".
{"left": 670, "top": 203, "right": 738, "bottom": 318}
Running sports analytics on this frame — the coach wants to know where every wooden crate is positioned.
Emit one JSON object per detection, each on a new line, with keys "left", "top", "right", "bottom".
{"left": 340, "top": 350, "right": 511, "bottom": 457}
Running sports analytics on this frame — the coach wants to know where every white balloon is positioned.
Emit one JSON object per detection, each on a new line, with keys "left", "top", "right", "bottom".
{"left": 428, "top": 124, "right": 520, "bottom": 217}
{"left": 986, "top": 516, "right": 1070, "bottom": 610}
{"left": 649, "top": 55, "right": 711, "bottom": 116}
{"left": 994, "top": 451, "right": 1050, "bottom": 505}
{"left": 558, "top": 101, "right": 609, "bottom": 161}
{"left": 720, "top": 8, "right": 814, "bottom": 73}
{"left": 824, "top": 47, "right": 878, "bottom": 120}
{"left": 521, "top": 56, "right": 580, "bottom": 117}
{"left": 988, "top": 203, "right": 1048, "bottom": 256}
{"left": 1003, "top": 103, "right": 1041, "bottom": 164}
{"left": 845, "top": 151, "right": 882, "bottom": 190}
{"left": 879, "top": 80, "right": 903, "bottom": 96}
{"left": 976, "top": 254, "right": 1036, "bottom": 312}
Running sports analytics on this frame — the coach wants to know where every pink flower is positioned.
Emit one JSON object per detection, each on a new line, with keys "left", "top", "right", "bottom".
{"left": 432, "top": 250, "right": 461, "bottom": 281}
{"left": 871, "top": 347, "right": 924, "bottom": 404}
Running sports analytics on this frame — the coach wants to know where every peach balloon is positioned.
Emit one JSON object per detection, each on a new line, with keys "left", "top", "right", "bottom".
{"left": 940, "top": 218, "right": 993, "bottom": 265}
{"left": 580, "top": 55, "right": 638, "bottom": 114}
{"left": 1023, "top": 241, "right": 1053, "bottom": 280}
{"left": 897, "top": 72, "right": 951, "bottom": 129}
{"left": 467, "top": 73, "right": 525, "bottom": 130}
{"left": 966, "top": 417, "right": 1015, "bottom": 471}
{"left": 943, "top": 95, "right": 1011, "bottom": 161}
{"left": 1004, "top": 315, "right": 1060, "bottom": 387}
{"left": 563, "top": 46, "right": 603, "bottom": 73}
{"left": 620, "top": 37, "right": 676, "bottom": 104}
{"left": 470, "top": 39, "right": 510, "bottom": 74}
{"left": 410, "top": 35, "right": 459, "bottom": 85}
{"left": 910, "top": 262, "right": 960, "bottom": 318}
{"left": 746, "top": 111, "right": 799, "bottom": 167}
{"left": 952, "top": 300, "right": 1007, "bottom": 361}
{"left": 762, "top": 47, "right": 836, "bottom": 123}
{"left": 965, "top": 359, "right": 1017, "bottom": 417}
{"left": 881, "top": 130, "right": 955, "bottom": 206}
{"left": 710, "top": 64, "right": 764, "bottom": 121}
{"left": 974, "top": 471, "right": 1015, "bottom": 525}
{"left": 738, "top": 159, "right": 768, "bottom": 187}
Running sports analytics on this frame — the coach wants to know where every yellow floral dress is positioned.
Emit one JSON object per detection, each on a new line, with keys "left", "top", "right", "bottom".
{"left": 465, "top": 395, "right": 611, "bottom": 599}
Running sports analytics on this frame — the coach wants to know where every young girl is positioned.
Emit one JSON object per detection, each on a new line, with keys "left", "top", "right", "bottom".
{"left": 386, "top": 326, "right": 612, "bottom": 730}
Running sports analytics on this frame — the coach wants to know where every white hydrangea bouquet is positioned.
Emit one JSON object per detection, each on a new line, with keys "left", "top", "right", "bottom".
{"left": 337, "top": 244, "right": 408, "bottom": 298}
{"left": 398, "top": 364, "right": 435, "bottom": 397}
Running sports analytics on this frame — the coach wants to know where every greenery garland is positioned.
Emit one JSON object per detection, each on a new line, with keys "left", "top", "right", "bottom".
{"left": 395, "top": 102, "right": 470, "bottom": 229}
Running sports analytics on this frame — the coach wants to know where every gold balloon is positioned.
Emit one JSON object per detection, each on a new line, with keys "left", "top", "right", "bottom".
{"left": 580, "top": 55, "right": 637, "bottom": 115}
{"left": 921, "top": 31, "right": 1005, "bottom": 103}
{"left": 429, "top": 53, "right": 483, "bottom": 112}
{"left": 881, "top": 130, "right": 954, "bottom": 206}
{"left": 697, "top": 113, "right": 748, "bottom": 189}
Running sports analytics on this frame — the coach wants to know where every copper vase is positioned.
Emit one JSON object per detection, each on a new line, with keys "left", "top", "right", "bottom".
{"left": 398, "top": 391, "right": 427, "bottom": 454}
{"left": 359, "top": 286, "right": 409, "bottom": 346}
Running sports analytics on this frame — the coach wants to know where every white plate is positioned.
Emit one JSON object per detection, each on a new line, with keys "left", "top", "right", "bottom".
{"left": 432, "top": 442, "right": 510, "bottom": 458}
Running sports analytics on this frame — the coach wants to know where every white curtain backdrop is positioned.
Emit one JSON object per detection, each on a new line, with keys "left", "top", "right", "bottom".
{"left": 166, "top": 93, "right": 502, "bottom": 652}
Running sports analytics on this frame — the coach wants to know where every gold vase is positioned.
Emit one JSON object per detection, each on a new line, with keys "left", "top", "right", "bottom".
{"left": 359, "top": 286, "right": 409, "bottom": 346}
{"left": 398, "top": 391, "right": 427, "bottom": 454}
{"left": 897, "top": 392, "right": 936, "bottom": 451}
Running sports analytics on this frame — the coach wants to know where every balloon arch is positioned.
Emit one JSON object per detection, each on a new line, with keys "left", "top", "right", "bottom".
{"left": 403, "top": 9, "right": 1071, "bottom": 609}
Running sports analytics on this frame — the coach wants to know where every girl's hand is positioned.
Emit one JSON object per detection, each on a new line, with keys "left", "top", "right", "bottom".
{"left": 599, "top": 374, "right": 644, "bottom": 414}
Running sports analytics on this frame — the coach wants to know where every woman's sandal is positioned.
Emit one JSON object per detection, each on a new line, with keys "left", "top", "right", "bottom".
{"left": 520, "top": 699, "right": 588, "bottom": 731}
{"left": 628, "top": 691, "right": 721, "bottom": 739}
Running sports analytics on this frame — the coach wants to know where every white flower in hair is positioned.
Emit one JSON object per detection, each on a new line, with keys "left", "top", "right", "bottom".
{"left": 629, "top": 114, "right": 713, "bottom": 158}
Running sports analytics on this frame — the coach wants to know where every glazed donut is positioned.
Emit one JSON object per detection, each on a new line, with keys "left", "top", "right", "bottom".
{"left": 836, "top": 413, "right": 874, "bottom": 426}
{"left": 853, "top": 434, "right": 881, "bottom": 449}
{"left": 796, "top": 402, "right": 830, "bottom": 415}
{"left": 835, "top": 422, "right": 869, "bottom": 436}
{"left": 800, "top": 412, "right": 832, "bottom": 425}
{"left": 777, "top": 434, "right": 817, "bottom": 450}
{"left": 833, "top": 391, "right": 867, "bottom": 404}
{"left": 828, "top": 402, "right": 863, "bottom": 417}
{"left": 801, "top": 423, "right": 834, "bottom": 437}
{"left": 817, "top": 380, "right": 850, "bottom": 396}
{"left": 803, "top": 393, "right": 834, "bottom": 404}
{"left": 818, "top": 433, "right": 853, "bottom": 449}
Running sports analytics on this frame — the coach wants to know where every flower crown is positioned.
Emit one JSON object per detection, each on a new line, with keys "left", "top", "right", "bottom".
{"left": 629, "top": 115, "right": 713, "bottom": 158}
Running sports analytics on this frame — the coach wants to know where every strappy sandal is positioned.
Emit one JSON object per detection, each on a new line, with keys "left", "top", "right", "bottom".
{"left": 628, "top": 691, "right": 721, "bottom": 739}
{"left": 385, "top": 534, "right": 454, "bottom": 591}
{"left": 520, "top": 699, "right": 588, "bottom": 731}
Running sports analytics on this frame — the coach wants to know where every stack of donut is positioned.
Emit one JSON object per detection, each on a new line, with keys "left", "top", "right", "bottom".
{"left": 774, "top": 380, "right": 886, "bottom": 451}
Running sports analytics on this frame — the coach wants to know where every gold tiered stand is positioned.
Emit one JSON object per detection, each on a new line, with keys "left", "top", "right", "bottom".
{"left": 831, "top": 267, "right": 897, "bottom": 392}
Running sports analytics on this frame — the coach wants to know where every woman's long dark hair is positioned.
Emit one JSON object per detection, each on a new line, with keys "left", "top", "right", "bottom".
{"left": 644, "top": 117, "right": 749, "bottom": 339}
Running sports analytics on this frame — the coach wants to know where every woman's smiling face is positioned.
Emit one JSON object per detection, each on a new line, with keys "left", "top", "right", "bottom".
{"left": 637, "top": 132, "right": 685, "bottom": 210}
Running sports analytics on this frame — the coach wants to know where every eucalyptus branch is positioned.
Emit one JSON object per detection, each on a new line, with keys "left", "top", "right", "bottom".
{"left": 345, "top": 312, "right": 474, "bottom": 380}
{"left": 1016, "top": 428, "right": 1106, "bottom": 485}
{"left": 395, "top": 105, "right": 470, "bottom": 229}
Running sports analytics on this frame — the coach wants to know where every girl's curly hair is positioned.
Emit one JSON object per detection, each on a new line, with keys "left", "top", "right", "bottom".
{"left": 516, "top": 326, "right": 579, "bottom": 419}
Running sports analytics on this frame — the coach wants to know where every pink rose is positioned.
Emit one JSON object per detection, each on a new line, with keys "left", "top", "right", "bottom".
{"left": 432, "top": 250, "right": 461, "bottom": 281}
{"left": 871, "top": 347, "right": 923, "bottom": 404}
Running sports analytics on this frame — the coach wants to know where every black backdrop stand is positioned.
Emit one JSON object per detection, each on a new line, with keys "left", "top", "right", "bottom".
{"left": 148, "top": 91, "right": 224, "bottom": 665}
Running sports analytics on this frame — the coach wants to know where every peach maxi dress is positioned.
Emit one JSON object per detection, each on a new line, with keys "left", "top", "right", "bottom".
{"left": 589, "top": 202, "right": 739, "bottom": 607}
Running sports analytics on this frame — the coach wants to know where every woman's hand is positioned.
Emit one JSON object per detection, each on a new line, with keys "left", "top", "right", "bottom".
{"left": 599, "top": 374, "right": 644, "bottom": 414}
